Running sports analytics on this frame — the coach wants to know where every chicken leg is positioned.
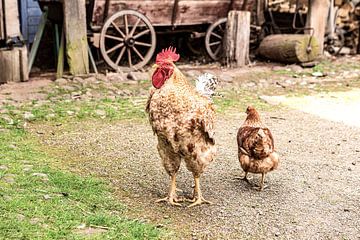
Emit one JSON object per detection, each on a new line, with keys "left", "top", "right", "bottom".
{"left": 156, "top": 174, "right": 183, "bottom": 206}
{"left": 253, "top": 173, "right": 268, "bottom": 191}
{"left": 188, "top": 176, "right": 212, "bottom": 208}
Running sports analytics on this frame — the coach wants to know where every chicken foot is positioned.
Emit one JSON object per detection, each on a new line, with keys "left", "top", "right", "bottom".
{"left": 156, "top": 174, "right": 183, "bottom": 206}
{"left": 187, "top": 176, "right": 212, "bottom": 208}
{"left": 253, "top": 173, "right": 268, "bottom": 191}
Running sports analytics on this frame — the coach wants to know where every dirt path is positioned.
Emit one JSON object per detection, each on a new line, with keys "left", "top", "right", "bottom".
{"left": 35, "top": 108, "right": 360, "bottom": 239}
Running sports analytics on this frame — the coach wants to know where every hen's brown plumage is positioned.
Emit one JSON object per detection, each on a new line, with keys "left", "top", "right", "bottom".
{"left": 237, "top": 106, "right": 279, "bottom": 191}
{"left": 146, "top": 48, "right": 216, "bottom": 207}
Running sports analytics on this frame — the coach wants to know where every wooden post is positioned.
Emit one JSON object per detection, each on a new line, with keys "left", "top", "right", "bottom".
{"left": 0, "top": 0, "right": 4, "bottom": 40}
{"left": 0, "top": 47, "right": 29, "bottom": 83}
{"left": 224, "top": 11, "right": 250, "bottom": 67}
{"left": 63, "top": 0, "right": 89, "bottom": 75}
{"left": 305, "top": 0, "right": 330, "bottom": 54}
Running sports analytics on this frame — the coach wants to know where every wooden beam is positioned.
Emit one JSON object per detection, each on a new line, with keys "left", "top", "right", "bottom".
{"left": 28, "top": 8, "right": 48, "bottom": 72}
{"left": 224, "top": 10, "right": 250, "bottom": 67}
{"left": 305, "top": 0, "right": 330, "bottom": 54}
{"left": 63, "top": 0, "right": 89, "bottom": 75}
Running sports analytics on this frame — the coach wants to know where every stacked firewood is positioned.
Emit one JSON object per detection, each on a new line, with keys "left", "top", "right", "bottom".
{"left": 335, "top": 1, "right": 360, "bottom": 54}
{"left": 267, "top": 0, "right": 360, "bottom": 54}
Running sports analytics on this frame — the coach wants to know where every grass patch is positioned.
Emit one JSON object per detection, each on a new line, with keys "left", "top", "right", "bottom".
{"left": 0, "top": 129, "right": 163, "bottom": 239}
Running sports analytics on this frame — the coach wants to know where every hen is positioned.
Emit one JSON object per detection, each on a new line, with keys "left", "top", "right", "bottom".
{"left": 146, "top": 47, "right": 216, "bottom": 207}
{"left": 237, "top": 106, "right": 279, "bottom": 191}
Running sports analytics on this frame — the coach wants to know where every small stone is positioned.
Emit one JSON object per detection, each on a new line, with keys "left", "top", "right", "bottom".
{"left": 9, "top": 144, "right": 17, "bottom": 149}
{"left": 352, "top": 162, "right": 356, "bottom": 166}
{"left": 32, "top": 173, "right": 49, "bottom": 181}
{"left": 275, "top": 231, "right": 280, "bottom": 237}
{"left": 344, "top": 208, "right": 350, "bottom": 212}
{"left": 67, "top": 111, "right": 75, "bottom": 116}
{"left": 45, "top": 114, "right": 56, "bottom": 120}
{"left": 30, "top": 218, "right": 40, "bottom": 225}
{"left": 0, "top": 165, "right": 8, "bottom": 171}
{"left": 348, "top": 168, "right": 352, "bottom": 171}
{"left": 24, "top": 112, "right": 35, "bottom": 121}
{"left": 17, "top": 214, "right": 26, "bottom": 221}
{"left": 43, "top": 194, "right": 51, "bottom": 200}
{"left": 77, "top": 223, "right": 86, "bottom": 229}
{"left": 95, "top": 109, "right": 106, "bottom": 117}
{"left": 23, "top": 165, "right": 33, "bottom": 172}
{"left": 1, "top": 115, "right": 14, "bottom": 125}
{"left": 55, "top": 78, "right": 68, "bottom": 86}
{"left": 2, "top": 174, "right": 16, "bottom": 184}
{"left": 312, "top": 71, "right": 324, "bottom": 77}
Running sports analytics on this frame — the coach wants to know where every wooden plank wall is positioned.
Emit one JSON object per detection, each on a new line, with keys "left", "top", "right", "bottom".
{"left": 20, "top": 0, "right": 42, "bottom": 44}
{"left": 3, "top": 0, "right": 21, "bottom": 38}
{"left": 91, "top": 0, "right": 254, "bottom": 27}
{"left": 0, "top": 0, "right": 4, "bottom": 40}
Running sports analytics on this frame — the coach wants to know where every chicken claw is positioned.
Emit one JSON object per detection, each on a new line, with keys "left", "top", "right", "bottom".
{"left": 187, "top": 197, "right": 212, "bottom": 208}
{"left": 187, "top": 176, "right": 212, "bottom": 208}
{"left": 156, "top": 196, "right": 182, "bottom": 206}
{"left": 156, "top": 175, "right": 183, "bottom": 206}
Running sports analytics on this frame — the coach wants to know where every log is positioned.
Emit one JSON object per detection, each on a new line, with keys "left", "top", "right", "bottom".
{"left": 3, "top": 0, "right": 21, "bottom": 38}
{"left": 258, "top": 34, "right": 320, "bottom": 63}
{"left": 0, "top": 47, "right": 29, "bottom": 83}
{"left": 224, "top": 10, "right": 251, "bottom": 67}
{"left": 63, "top": 0, "right": 89, "bottom": 75}
{"left": 305, "top": 0, "right": 330, "bottom": 54}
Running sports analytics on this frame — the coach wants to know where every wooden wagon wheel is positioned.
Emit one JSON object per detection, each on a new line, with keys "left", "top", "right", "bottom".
{"left": 205, "top": 18, "right": 227, "bottom": 61}
{"left": 100, "top": 10, "right": 156, "bottom": 71}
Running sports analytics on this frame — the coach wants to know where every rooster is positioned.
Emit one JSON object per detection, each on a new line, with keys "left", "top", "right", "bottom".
{"left": 146, "top": 47, "right": 216, "bottom": 207}
{"left": 237, "top": 106, "right": 279, "bottom": 191}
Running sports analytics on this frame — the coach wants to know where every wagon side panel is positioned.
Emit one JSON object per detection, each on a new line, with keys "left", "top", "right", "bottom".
{"left": 92, "top": 0, "right": 174, "bottom": 27}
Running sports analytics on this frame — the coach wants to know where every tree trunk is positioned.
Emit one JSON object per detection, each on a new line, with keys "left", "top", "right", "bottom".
{"left": 224, "top": 10, "right": 250, "bottom": 67}
{"left": 63, "top": 0, "right": 89, "bottom": 75}
{"left": 305, "top": 0, "right": 330, "bottom": 54}
{"left": 258, "top": 34, "right": 320, "bottom": 63}
{"left": 0, "top": 47, "right": 28, "bottom": 83}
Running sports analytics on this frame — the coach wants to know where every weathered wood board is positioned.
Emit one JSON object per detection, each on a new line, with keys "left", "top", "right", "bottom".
{"left": 224, "top": 10, "right": 250, "bottom": 67}
{"left": 3, "top": 0, "right": 21, "bottom": 38}
{"left": 0, "top": 0, "right": 4, "bottom": 40}
{"left": 63, "top": 0, "right": 89, "bottom": 75}
{"left": 91, "top": 0, "right": 254, "bottom": 27}
{"left": 305, "top": 0, "right": 330, "bottom": 54}
{"left": 0, "top": 47, "right": 29, "bottom": 83}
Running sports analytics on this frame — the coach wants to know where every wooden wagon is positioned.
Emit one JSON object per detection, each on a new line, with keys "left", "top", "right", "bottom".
{"left": 87, "top": 0, "right": 259, "bottom": 71}
{"left": 38, "top": 0, "right": 258, "bottom": 71}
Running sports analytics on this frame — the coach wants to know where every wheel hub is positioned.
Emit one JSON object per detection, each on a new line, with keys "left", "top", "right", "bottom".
{"left": 125, "top": 37, "right": 135, "bottom": 47}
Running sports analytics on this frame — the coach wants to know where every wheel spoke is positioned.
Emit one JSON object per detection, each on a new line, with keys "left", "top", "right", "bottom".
{"left": 214, "top": 45, "right": 221, "bottom": 56}
{"left": 127, "top": 48, "right": 132, "bottom": 67}
{"left": 106, "top": 42, "right": 124, "bottom": 54}
{"left": 105, "top": 34, "right": 124, "bottom": 41}
{"left": 133, "top": 29, "right": 150, "bottom": 39}
{"left": 134, "top": 41, "right": 152, "bottom": 47}
{"left": 111, "top": 22, "right": 126, "bottom": 38}
{"left": 124, "top": 14, "right": 129, "bottom": 35}
{"left": 129, "top": 18, "right": 141, "bottom": 37}
{"left": 209, "top": 41, "right": 221, "bottom": 47}
{"left": 211, "top": 32, "right": 222, "bottom": 40}
{"left": 115, "top": 46, "right": 126, "bottom": 65}
{"left": 132, "top": 46, "right": 144, "bottom": 61}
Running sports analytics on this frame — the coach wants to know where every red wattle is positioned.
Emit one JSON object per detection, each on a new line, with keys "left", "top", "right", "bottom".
{"left": 152, "top": 67, "right": 173, "bottom": 89}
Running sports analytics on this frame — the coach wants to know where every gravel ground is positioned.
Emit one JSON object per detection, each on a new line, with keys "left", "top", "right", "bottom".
{"left": 37, "top": 108, "right": 360, "bottom": 239}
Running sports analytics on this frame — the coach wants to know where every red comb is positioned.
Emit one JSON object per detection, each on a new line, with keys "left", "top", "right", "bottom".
{"left": 156, "top": 47, "right": 180, "bottom": 64}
